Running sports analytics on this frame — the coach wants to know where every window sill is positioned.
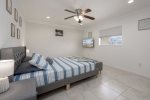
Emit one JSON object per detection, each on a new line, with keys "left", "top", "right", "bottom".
{"left": 99, "top": 44, "right": 123, "bottom": 46}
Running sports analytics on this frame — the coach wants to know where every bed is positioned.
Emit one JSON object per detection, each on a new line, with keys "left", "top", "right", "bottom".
{"left": 0, "top": 46, "right": 103, "bottom": 95}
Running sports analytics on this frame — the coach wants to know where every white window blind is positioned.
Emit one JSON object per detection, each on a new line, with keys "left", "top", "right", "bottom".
{"left": 99, "top": 26, "right": 122, "bottom": 45}
{"left": 99, "top": 26, "right": 122, "bottom": 37}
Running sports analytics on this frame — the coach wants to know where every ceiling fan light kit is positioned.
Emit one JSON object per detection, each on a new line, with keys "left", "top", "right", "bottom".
{"left": 64, "top": 8, "right": 95, "bottom": 25}
{"left": 74, "top": 15, "right": 84, "bottom": 22}
{"left": 128, "top": 0, "right": 134, "bottom": 4}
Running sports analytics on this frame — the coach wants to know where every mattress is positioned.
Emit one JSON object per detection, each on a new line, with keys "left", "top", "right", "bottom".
{"left": 14, "top": 57, "right": 97, "bottom": 87}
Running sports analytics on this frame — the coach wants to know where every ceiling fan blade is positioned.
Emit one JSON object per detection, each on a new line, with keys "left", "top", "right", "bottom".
{"left": 64, "top": 15, "right": 76, "bottom": 20}
{"left": 84, "top": 15, "right": 95, "bottom": 20}
{"left": 65, "top": 9, "right": 76, "bottom": 14}
{"left": 84, "top": 9, "right": 92, "bottom": 13}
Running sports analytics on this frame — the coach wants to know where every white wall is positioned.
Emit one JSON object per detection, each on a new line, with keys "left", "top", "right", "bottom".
{"left": 83, "top": 7, "right": 150, "bottom": 78}
{"left": 26, "top": 22, "right": 83, "bottom": 57}
{"left": 0, "top": 0, "right": 26, "bottom": 49}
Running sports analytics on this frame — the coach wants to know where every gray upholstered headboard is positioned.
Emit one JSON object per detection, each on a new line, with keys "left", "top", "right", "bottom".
{"left": 0, "top": 46, "right": 26, "bottom": 71}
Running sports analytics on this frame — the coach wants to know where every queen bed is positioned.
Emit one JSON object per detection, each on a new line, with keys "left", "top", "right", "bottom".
{"left": 0, "top": 46, "right": 103, "bottom": 95}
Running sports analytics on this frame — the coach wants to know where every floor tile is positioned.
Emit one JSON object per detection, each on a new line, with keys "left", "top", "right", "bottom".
{"left": 115, "top": 95, "right": 129, "bottom": 100}
{"left": 122, "top": 88, "right": 150, "bottom": 100}
{"left": 82, "top": 91, "right": 99, "bottom": 100}
{"left": 38, "top": 89, "right": 68, "bottom": 100}
{"left": 90, "top": 85, "right": 120, "bottom": 100}
{"left": 103, "top": 79, "right": 130, "bottom": 94}
{"left": 38, "top": 66, "right": 150, "bottom": 100}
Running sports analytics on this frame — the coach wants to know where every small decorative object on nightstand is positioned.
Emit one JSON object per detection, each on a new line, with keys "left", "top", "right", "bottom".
{"left": 0, "top": 60, "right": 14, "bottom": 93}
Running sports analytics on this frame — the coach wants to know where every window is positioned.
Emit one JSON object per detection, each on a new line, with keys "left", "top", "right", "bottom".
{"left": 99, "top": 26, "right": 122, "bottom": 46}
{"left": 99, "top": 35, "right": 122, "bottom": 45}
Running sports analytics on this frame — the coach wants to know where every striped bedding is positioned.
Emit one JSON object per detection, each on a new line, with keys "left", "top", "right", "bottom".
{"left": 14, "top": 57, "right": 97, "bottom": 87}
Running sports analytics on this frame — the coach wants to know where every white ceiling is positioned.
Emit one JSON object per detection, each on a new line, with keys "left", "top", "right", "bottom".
{"left": 18, "top": 0, "right": 150, "bottom": 28}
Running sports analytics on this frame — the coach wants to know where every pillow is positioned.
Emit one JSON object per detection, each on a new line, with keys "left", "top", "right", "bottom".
{"left": 32, "top": 53, "right": 42, "bottom": 58}
{"left": 22, "top": 56, "right": 32, "bottom": 62}
{"left": 14, "top": 62, "right": 43, "bottom": 75}
{"left": 46, "top": 57, "right": 53, "bottom": 65}
{"left": 29, "top": 54, "right": 49, "bottom": 69}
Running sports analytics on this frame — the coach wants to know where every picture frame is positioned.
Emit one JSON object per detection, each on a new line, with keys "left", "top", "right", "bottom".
{"left": 138, "top": 18, "right": 150, "bottom": 31}
{"left": 14, "top": 8, "right": 18, "bottom": 22}
{"left": 17, "top": 28, "right": 20, "bottom": 39}
{"left": 11, "top": 23, "right": 15, "bottom": 37}
{"left": 55, "top": 29, "right": 63, "bottom": 36}
{"left": 19, "top": 16, "right": 22, "bottom": 27}
{"left": 88, "top": 32, "right": 92, "bottom": 38}
{"left": 6, "top": 0, "right": 12, "bottom": 15}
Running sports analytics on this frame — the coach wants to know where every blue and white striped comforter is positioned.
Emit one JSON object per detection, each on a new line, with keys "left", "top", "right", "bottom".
{"left": 14, "top": 57, "right": 97, "bottom": 87}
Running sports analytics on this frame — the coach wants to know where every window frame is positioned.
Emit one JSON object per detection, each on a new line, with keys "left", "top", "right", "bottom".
{"left": 99, "top": 35, "right": 123, "bottom": 46}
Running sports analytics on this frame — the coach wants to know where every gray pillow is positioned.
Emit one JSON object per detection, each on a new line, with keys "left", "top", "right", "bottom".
{"left": 46, "top": 57, "right": 53, "bottom": 65}
{"left": 14, "top": 62, "right": 43, "bottom": 75}
{"left": 22, "top": 56, "right": 32, "bottom": 62}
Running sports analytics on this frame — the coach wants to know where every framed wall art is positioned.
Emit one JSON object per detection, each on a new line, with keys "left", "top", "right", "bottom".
{"left": 17, "top": 28, "right": 20, "bottom": 39}
{"left": 6, "top": 0, "right": 12, "bottom": 15}
{"left": 55, "top": 29, "right": 63, "bottom": 36}
{"left": 138, "top": 18, "right": 150, "bottom": 31}
{"left": 14, "top": 8, "right": 18, "bottom": 22}
{"left": 19, "top": 16, "right": 22, "bottom": 27}
{"left": 11, "top": 23, "right": 15, "bottom": 37}
{"left": 88, "top": 32, "right": 92, "bottom": 38}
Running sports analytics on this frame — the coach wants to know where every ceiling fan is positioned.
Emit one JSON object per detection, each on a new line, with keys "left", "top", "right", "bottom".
{"left": 64, "top": 8, "right": 95, "bottom": 24}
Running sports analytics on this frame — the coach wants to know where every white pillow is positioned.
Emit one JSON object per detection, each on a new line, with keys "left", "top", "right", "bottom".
{"left": 29, "top": 53, "right": 49, "bottom": 69}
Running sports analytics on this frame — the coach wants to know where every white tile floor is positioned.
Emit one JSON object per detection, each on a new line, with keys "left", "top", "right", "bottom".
{"left": 38, "top": 65, "right": 150, "bottom": 100}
